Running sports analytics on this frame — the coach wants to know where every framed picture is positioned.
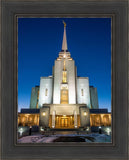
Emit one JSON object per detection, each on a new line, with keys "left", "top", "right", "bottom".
{"left": 17, "top": 17, "right": 112, "bottom": 144}
{"left": 1, "top": 0, "right": 128, "bottom": 159}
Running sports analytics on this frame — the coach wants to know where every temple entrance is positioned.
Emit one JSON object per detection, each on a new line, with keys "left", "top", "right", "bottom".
{"left": 61, "top": 118, "right": 68, "bottom": 127}
{"left": 49, "top": 114, "right": 80, "bottom": 128}
{"left": 55, "top": 115, "right": 74, "bottom": 128}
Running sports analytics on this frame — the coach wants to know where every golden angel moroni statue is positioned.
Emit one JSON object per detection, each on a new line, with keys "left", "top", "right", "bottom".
{"left": 63, "top": 20, "right": 66, "bottom": 27}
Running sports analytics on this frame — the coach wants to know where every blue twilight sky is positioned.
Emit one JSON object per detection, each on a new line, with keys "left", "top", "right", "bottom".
{"left": 18, "top": 18, "right": 111, "bottom": 112}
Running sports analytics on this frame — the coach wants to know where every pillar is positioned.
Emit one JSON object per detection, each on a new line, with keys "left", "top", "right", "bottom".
{"left": 74, "top": 110, "right": 77, "bottom": 128}
{"left": 52, "top": 110, "right": 56, "bottom": 128}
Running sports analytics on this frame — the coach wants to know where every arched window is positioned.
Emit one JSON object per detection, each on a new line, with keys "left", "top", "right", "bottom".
{"left": 81, "top": 89, "right": 84, "bottom": 96}
{"left": 62, "top": 71, "right": 67, "bottom": 83}
{"left": 45, "top": 88, "right": 48, "bottom": 96}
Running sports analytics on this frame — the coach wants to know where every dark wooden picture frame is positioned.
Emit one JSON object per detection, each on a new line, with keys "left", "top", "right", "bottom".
{"left": 0, "top": 0, "right": 128, "bottom": 159}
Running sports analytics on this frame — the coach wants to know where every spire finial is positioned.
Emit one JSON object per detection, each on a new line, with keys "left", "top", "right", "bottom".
{"left": 62, "top": 21, "right": 67, "bottom": 51}
{"left": 63, "top": 20, "right": 66, "bottom": 27}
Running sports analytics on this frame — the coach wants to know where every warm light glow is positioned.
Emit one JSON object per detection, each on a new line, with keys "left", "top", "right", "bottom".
{"left": 61, "top": 89, "right": 68, "bottom": 104}
{"left": 84, "top": 111, "right": 87, "bottom": 116}
{"left": 29, "top": 117, "right": 32, "bottom": 121}
{"left": 42, "top": 112, "right": 46, "bottom": 116}
{"left": 63, "top": 115, "right": 66, "bottom": 117}
{"left": 62, "top": 71, "right": 67, "bottom": 83}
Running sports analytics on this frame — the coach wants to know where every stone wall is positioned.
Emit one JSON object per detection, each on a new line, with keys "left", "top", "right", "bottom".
{"left": 79, "top": 106, "right": 90, "bottom": 127}
{"left": 30, "top": 86, "right": 39, "bottom": 109}
{"left": 38, "top": 77, "right": 53, "bottom": 107}
{"left": 77, "top": 77, "right": 91, "bottom": 108}
{"left": 39, "top": 106, "right": 50, "bottom": 128}
{"left": 90, "top": 86, "right": 99, "bottom": 109}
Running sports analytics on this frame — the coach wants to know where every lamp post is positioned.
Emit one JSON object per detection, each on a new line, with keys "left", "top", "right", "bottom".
{"left": 99, "top": 126, "right": 102, "bottom": 134}
{"left": 107, "top": 128, "right": 110, "bottom": 135}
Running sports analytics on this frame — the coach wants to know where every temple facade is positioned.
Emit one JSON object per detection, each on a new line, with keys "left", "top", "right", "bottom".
{"left": 19, "top": 22, "right": 111, "bottom": 130}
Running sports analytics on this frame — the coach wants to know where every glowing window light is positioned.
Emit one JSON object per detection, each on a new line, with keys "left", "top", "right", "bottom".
{"left": 62, "top": 71, "right": 67, "bottom": 83}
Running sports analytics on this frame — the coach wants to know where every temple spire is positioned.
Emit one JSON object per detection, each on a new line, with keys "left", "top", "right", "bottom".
{"left": 62, "top": 21, "right": 68, "bottom": 51}
{"left": 57, "top": 21, "right": 72, "bottom": 60}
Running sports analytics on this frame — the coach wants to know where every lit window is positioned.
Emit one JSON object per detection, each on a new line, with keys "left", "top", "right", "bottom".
{"left": 62, "top": 71, "right": 67, "bottom": 83}
{"left": 81, "top": 89, "right": 84, "bottom": 96}
{"left": 45, "top": 89, "right": 48, "bottom": 96}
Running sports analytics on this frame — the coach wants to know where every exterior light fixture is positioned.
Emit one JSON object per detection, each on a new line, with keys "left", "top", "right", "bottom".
{"left": 40, "top": 127, "right": 44, "bottom": 131}
{"left": 19, "top": 128, "right": 23, "bottom": 136}
{"left": 107, "top": 128, "right": 110, "bottom": 131}
{"left": 42, "top": 112, "right": 46, "bottom": 116}
{"left": 99, "top": 126, "right": 101, "bottom": 129}
{"left": 84, "top": 111, "right": 87, "bottom": 116}
{"left": 107, "top": 128, "right": 110, "bottom": 135}
{"left": 86, "top": 127, "right": 89, "bottom": 131}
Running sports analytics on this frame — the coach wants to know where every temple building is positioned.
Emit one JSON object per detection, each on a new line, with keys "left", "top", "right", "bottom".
{"left": 18, "top": 22, "right": 111, "bottom": 130}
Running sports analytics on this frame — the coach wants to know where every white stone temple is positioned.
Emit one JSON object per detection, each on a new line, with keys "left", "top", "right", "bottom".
{"left": 30, "top": 21, "right": 99, "bottom": 129}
